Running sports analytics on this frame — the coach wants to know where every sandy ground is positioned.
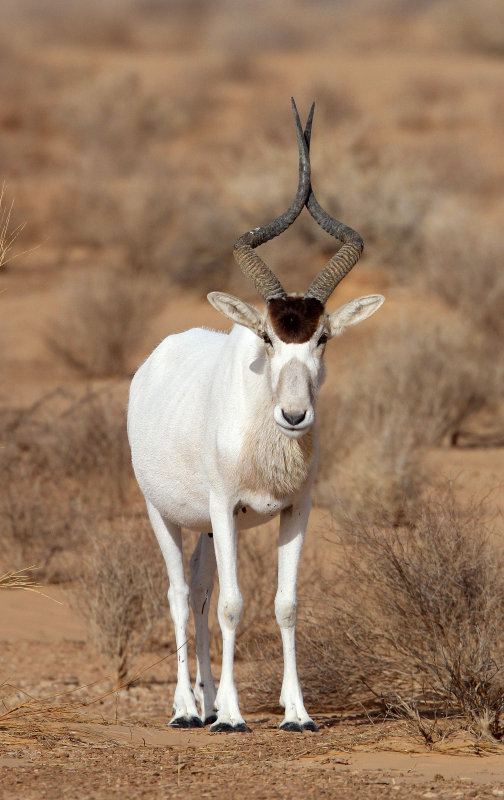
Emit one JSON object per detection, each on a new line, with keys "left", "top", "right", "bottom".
{"left": 2, "top": 579, "right": 504, "bottom": 799}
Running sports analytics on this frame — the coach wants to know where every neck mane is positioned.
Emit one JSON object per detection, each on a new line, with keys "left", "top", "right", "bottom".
{"left": 240, "top": 401, "right": 315, "bottom": 500}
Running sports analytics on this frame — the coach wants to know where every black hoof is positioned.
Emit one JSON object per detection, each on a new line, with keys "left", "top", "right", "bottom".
{"left": 204, "top": 714, "right": 218, "bottom": 726}
{"left": 210, "top": 721, "right": 250, "bottom": 733}
{"left": 232, "top": 722, "right": 250, "bottom": 733}
{"left": 170, "top": 715, "right": 203, "bottom": 729}
{"left": 302, "top": 720, "right": 319, "bottom": 732}
{"left": 279, "top": 720, "right": 303, "bottom": 732}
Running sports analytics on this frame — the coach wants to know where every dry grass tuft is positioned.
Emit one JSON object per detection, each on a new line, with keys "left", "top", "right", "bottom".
{"left": 0, "top": 183, "right": 24, "bottom": 268}
{"left": 0, "top": 566, "right": 38, "bottom": 591}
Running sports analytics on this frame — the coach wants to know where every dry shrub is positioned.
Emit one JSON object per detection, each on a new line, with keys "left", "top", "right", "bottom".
{"left": 115, "top": 179, "right": 175, "bottom": 277}
{"left": 72, "top": 522, "right": 282, "bottom": 692}
{"left": 0, "top": 388, "right": 132, "bottom": 580}
{"left": 396, "top": 77, "right": 474, "bottom": 136}
{"left": 169, "top": 198, "right": 240, "bottom": 295}
{"left": 54, "top": 168, "right": 175, "bottom": 274}
{"left": 334, "top": 491, "right": 504, "bottom": 741}
{"left": 0, "top": 44, "right": 59, "bottom": 178}
{"left": 57, "top": 71, "right": 177, "bottom": 177}
{"left": 51, "top": 389, "right": 132, "bottom": 510}
{"left": 47, "top": 270, "right": 161, "bottom": 377}
{"left": 250, "top": 490, "right": 504, "bottom": 741}
{"left": 325, "top": 152, "right": 433, "bottom": 279}
{"left": 309, "top": 124, "right": 498, "bottom": 283}
{"left": 2, "top": 0, "right": 140, "bottom": 51}
{"left": 305, "top": 83, "right": 359, "bottom": 129}
{"left": 432, "top": 0, "right": 504, "bottom": 56}
{"left": 72, "top": 516, "right": 167, "bottom": 689}
{"left": 0, "top": 472, "right": 82, "bottom": 581}
{"left": 315, "top": 319, "right": 495, "bottom": 525}
{"left": 425, "top": 219, "right": 504, "bottom": 353}
{"left": 53, "top": 169, "right": 237, "bottom": 296}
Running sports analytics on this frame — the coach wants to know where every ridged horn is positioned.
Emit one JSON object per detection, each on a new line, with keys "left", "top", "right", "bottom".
{"left": 302, "top": 114, "right": 364, "bottom": 304}
{"left": 233, "top": 97, "right": 312, "bottom": 302}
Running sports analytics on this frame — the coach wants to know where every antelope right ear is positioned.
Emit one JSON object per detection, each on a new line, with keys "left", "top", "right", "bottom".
{"left": 328, "top": 294, "right": 385, "bottom": 337}
{"left": 207, "top": 292, "right": 263, "bottom": 335}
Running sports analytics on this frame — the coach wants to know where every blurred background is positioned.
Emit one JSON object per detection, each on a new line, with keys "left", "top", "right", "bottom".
{"left": 1, "top": 0, "right": 504, "bottom": 733}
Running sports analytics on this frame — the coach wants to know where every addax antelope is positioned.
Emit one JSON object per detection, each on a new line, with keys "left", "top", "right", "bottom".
{"left": 127, "top": 99, "right": 384, "bottom": 732}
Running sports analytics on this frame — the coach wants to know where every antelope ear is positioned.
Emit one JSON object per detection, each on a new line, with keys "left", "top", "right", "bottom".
{"left": 328, "top": 294, "right": 385, "bottom": 337}
{"left": 207, "top": 292, "right": 263, "bottom": 335}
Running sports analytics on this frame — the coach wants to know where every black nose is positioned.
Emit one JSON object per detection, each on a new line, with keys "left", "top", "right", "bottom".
{"left": 282, "top": 410, "right": 306, "bottom": 426}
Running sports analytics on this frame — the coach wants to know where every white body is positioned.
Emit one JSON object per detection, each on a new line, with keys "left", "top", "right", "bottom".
{"left": 130, "top": 325, "right": 318, "bottom": 530}
{"left": 128, "top": 292, "right": 384, "bottom": 730}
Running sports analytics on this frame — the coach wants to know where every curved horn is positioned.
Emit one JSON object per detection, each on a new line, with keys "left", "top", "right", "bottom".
{"left": 233, "top": 97, "right": 312, "bottom": 302}
{"left": 302, "top": 118, "right": 364, "bottom": 304}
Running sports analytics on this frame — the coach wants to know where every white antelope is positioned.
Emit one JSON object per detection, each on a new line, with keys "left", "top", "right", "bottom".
{"left": 127, "top": 100, "right": 384, "bottom": 732}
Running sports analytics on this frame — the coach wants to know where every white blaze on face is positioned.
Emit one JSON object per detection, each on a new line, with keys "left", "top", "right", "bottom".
{"left": 268, "top": 340, "right": 324, "bottom": 438}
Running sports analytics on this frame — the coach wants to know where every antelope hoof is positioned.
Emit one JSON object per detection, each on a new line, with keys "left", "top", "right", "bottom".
{"left": 210, "top": 721, "right": 250, "bottom": 733}
{"left": 280, "top": 719, "right": 318, "bottom": 733}
{"left": 170, "top": 715, "right": 204, "bottom": 729}
{"left": 279, "top": 720, "right": 303, "bottom": 732}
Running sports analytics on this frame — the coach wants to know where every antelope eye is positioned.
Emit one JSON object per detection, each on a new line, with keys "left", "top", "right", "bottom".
{"left": 317, "top": 332, "right": 328, "bottom": 347}
{"left": 262, "top": 332, "right": 273, "bottom": 347}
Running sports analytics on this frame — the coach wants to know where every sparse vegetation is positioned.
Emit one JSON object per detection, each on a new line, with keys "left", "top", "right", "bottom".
{"left": 248, "top": 490, "right": 504, "bottom": 741}
{"left": 425, "top": 218, "right": 504, "bottom": 354}
{"left": 46, "top": 271, "right": 162, "bottom": 377}
{"left": 0, "top": 388, "right": 132, "bottom": 580}
{"left": 315, "top": 319, "right": 498, "bottom": 525}
{"left": 0, "top": 183, "right": 24, "bottom": 268}
{"left": 72, "top": 516, "right": 166, "bottom": 689}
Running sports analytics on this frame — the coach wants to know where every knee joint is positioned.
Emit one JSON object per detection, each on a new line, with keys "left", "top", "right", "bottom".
{"left": 168, "top": 584, "right": 189, "bottom": 614}
{"left": 275, "top": 596, "right": 297, "bottom": 628}
{"left": 218, "top": 592, "right": 242, "bottom": 630}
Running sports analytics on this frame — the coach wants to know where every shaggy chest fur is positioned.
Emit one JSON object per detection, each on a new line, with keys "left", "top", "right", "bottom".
{"left": 239, "top": 410, "right": 315, "bottom": 500}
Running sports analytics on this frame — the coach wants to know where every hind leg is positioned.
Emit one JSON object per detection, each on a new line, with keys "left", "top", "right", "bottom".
{"left": 190, "top": 532, "right": 218, "bottom": 724}
{"left": 147, "top": 501, "right": 202, "bottom": 728}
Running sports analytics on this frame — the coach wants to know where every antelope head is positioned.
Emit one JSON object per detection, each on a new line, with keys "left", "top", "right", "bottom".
{"left": 208, "top": 99, "right": 384, "bottom": 438}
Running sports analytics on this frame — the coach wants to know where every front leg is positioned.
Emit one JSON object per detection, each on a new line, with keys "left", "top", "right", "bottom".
{"left": 209, "top": 493, "right": 249, "bottom": 732}
{"left": 276, "top": 495, "right": 318, "bottom": 732}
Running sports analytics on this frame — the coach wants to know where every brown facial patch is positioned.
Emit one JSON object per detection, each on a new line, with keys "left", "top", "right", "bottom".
{"left": 267, "top": 297, "right": 325, "bottom": 343}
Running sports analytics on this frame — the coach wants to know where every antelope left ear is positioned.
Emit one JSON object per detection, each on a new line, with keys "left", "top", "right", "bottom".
{"left": 207, "top": 292, "right": 263, "bottom": 335}
{"left": 328, "top": 294, "right": 385, "bottom": 337}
